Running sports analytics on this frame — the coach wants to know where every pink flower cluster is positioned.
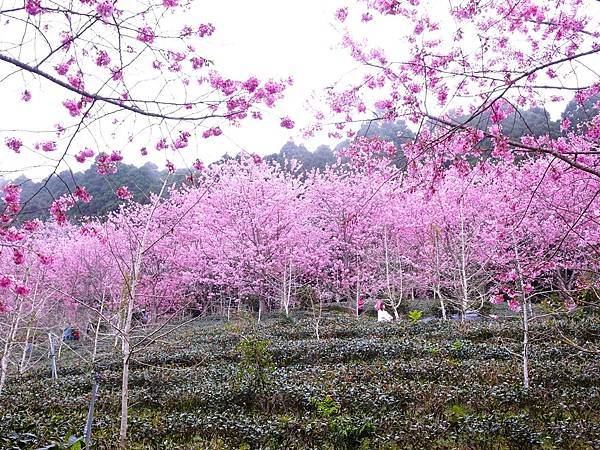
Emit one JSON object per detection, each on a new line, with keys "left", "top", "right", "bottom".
{"left": 116, "top": 186, "right": 133, "bottom": 200}
{"left": 96, "top": 1, "right": 115, "bottom": 18}
{"left": 155, "top": 138, "right": 169, "bottom": 151}
{"left": 202, "top": 127, "right": 223, "bottom": 139}
{"left": 166, "top": 160, "right": 176, "bottom": 174}
{"left": 75, "top": 148, "right": 95, "bottom": 163}
{"left": 22, "top": 220, "right": 40, "bottom": 232}
{"left": 95, "top": 151, "right": 122, "bottom": 175}
{"left": 5, "top": 137, "right": 22, "bottom": 153}
{"left": 0, "top": 273, "right": 31, "bottom": 297}
{"left": 74, "top": 186, "right": 92, "bottom": 203}
{"left": 50, "top": 195, "right": 76, "bottom": 225}
{"left": 190, "top": 57, "right": 206, "bottom": 70}
{"left": 96, "top": 50, "right": 111, "bottom": 67}
{"left": 193, "top": 159, "right": 205, "bottom": 171}
{"left": 0, "top": 276, "right": 12, "bottom": 289}
{"left": 198, "top": 23, "right": 215, "bottom": 38}
{"left": 12, "top": 248, "right": 25, "bottom": 265}
{"left": 63, "top": 99, "right": 82, "bottom": 117}
{"left": 25, "top": 0, "right": 41, "bottom": 15}
{"left": 173, "top": 131, "right": 191, "bottom": 149}
{"left": 137, "top": 27, "right": 155, "bottom": 44}
{"left": 336, "top": 7, "right": 349, "bottom": 22}
{"left": 280, "top": 117, "right": 295, "bottom": 129}
{"left": 2, "top": 184, "right": 22, "bottom": 217}
{"left": 35, "top": 141, "right": 57, "bottom": 152}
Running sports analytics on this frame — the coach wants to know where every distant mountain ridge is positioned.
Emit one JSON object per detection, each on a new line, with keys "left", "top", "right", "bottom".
{"left": 2, "top": 95, "right": 597, "bottom": 221}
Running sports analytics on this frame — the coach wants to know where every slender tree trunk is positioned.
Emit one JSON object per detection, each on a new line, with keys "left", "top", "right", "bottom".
{"left": 0, "top": 309, "right": 22, "bottom": 396}
{"left": 433, "top": 227, "right": 447, "bottom": 321}
{"left": 459, "top": 205, "right": 469, "bottom": 322}
{"left": 383, "top": 228, "right": 400, "bottom": 319}
{"left": 48, "top": 332, "right": 58, "bottom": 380}
{"left": 521, "top": 301, "right": 530, "bottom": 389}
{"left": 19, "top": 327, "right": 32, "bottom": 374}
{"left": 397, "top": 261, "right": 405, "bottom": 319}
{"left": 311, "top": 284, "right": 323, "bottom": 340}
{"left": 119, "top": 178, "right": 167, "bottom": 448}
{"left": 281, "top": 262, "right": 292, "bottom": 316}
{"left": 286, "top": 263, "right": 293, "bottom": 315}
{"left": 436, "top": 288, "right": 448, "bottom": 321}
{"left": 355, "top": 278, "right": 360, "bottom": 319}
{"left": 119, "top": 277, "right": 141, "bottom": 447}
{"left": 119, "top": 337, "right": 131, "bottom": 448}
{"left": 0, "top": 337, "right": 11, "bottom": 396}
{"left": 92, "top": 300, "right": 105, "bottom": 364}
{"left": 513, "top": 232, "right": 530, "bottom": 389}
{"left": 282, "top": 264, "right": 287, "bottom": 315}
{"left": 114, "top": 312, "right": 123, "bottom": 349}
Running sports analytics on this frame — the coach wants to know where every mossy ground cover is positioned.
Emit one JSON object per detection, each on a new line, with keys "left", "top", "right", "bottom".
{"left": 1, "top": 313, "right": 599, "bottom": 449}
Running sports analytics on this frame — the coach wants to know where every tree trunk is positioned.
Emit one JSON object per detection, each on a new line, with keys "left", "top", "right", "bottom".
{"left": 0, "top": 311, "right": 21, "bottom": 396}
{"left": 459, "top": 206, "right": 469, "bottom": 323}
{"left": 522, "top": 298, "right": 530, "bottom": 389}
{"left": 119, "top": 340, "right": 131, "bottom": 448}
{"left": 92, "top": 301, "right": 104, "bottom": 364}
{"left": 118, "top": 178, "right": 167, "bottom": 448}
{"left": 0, "top": 339, "right": 11, "bottom": 396}
{"left": 48, "top": 332, "right": 58, "bottom": 380}
{"left": 384, "top": 228, "right": 400, "bottom": 320}
{"left": 513, "top": 232, "right": 530, "bottom": 389}
{"left": 19, "top": 327, "right": 32, "bottom": 374}
{"left": 433, "top": 226, "right": 447, "bottom": 321}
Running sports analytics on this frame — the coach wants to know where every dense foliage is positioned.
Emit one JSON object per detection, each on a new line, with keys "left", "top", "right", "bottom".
{"left": 1, "top": 315, "right": 599, "bottom": 449}
{"left": 1, "top": 0, "right": 600, "bottom": 446}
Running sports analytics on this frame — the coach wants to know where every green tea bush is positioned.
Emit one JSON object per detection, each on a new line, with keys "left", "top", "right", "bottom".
{"left": 1, "top": 318, "right": 599, "bottom": 449}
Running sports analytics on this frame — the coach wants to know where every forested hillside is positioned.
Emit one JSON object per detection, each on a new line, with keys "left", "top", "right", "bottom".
{"left": 6, "top": 97, "right": 597, "bottom": 222}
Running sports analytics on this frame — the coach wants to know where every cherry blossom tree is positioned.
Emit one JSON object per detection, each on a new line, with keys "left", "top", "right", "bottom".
{"left": 319, "top": 0, "right": 600, "bottom": 178}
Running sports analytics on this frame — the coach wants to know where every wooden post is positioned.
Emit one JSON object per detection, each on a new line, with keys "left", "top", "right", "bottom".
{"left": 84, "top": 374, "right": 100, "bottom": 447}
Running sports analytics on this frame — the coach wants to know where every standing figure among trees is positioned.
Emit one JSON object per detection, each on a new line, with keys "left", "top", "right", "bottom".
{"left": 375, "top": 299, "right": 393, "bottom": 322}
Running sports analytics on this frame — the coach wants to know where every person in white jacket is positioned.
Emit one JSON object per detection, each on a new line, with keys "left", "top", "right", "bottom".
{"left": 375, "top": 300, "right": 394, "bottom": 322}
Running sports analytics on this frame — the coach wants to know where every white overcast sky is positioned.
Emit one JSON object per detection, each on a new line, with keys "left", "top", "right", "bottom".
{"left": 1, "top": 0, "right": 598, "bottom": 181}
{"left": 183, "top": 0, "right": 353, "bottom": 152}
{"left": 0, "top": 0, "right": 356, "bottom": 181}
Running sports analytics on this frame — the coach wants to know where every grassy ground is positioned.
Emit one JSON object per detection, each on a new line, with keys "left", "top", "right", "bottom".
{"left": 1, "top": 312, "right": 599, "bottom": 449}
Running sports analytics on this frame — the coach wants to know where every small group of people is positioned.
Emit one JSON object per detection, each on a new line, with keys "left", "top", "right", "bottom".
{"left": 374, "top": 300, "right": 394, "bottom": 322}
{"left": 357, "top": 297, "right": 394, "bottom": 322}
{"left": 62, "top": 326, "right": 81, "bottom": 341}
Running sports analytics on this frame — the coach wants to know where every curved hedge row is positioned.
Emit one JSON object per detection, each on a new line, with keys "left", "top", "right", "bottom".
{"left": 1, "top": 315, "right": 599, "bottom": 449}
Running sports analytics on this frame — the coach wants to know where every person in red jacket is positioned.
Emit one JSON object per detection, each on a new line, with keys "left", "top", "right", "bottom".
{"left": 357, "top": 297, "right": 365, "bottom": 316}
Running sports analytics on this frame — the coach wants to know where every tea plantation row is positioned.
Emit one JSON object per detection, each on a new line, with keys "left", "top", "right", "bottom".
{"left": 1, "top": 314, "right": 599, "bottom": 449}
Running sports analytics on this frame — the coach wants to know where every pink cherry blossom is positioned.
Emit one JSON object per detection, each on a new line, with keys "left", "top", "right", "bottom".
{"left": 137, "top": 27, "right": 155, "bottom": 44}
{"left": 116, "top": 186, "right": 133, "bottom": 200}
{"left": 5, "top": 138, "right": 22, "bottom": 153}
{"left": 25, "top": 0, "right": 41, "bottom": 16}
{"left": 198, "top": 23, "right": 215, "bottom": 38}
{"left": 280, "top": 116, "right": 295, "bottom": 129}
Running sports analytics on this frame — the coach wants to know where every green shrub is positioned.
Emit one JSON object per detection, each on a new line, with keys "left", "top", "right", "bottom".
{"left": 408, "top": 310, "right": 423, "bottom": 323}
{"left": 236, "top": 335, "right": 274, "bottom": 392}
{"left": 1, "top": 317, "right": 600, "bottom": 449}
